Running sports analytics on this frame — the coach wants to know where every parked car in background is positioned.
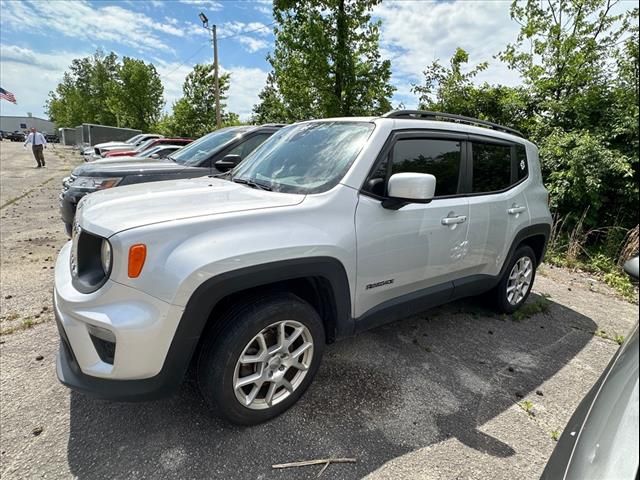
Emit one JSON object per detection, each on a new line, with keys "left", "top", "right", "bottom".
{"left": 80, "top": 133, "right": 145, "bottom": 157}
{"left": 541, "top": 255, "right": 639, "bottom": 480}
{"left": 6, "top": 131, "right": 26, "bottom": 142}
{"left": 102, "top": 138, "right": 192, "bottom": 158}
{"left": 82, "top": 134, "right": 163, "bottom": 161}
{"left": 53, "top": 111, "right": 552, "bottom": 425}
{"left": 92, "top": 144, "right": 184, "bottom": 164}
{"left": 45, "top": 133, "right": 60, "bottom": 143}
{"left": 60, "top": 124, "right": 282, "bottom": 235}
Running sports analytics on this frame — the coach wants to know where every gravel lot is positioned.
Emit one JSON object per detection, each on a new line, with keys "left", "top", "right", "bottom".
{"left": 0, "top": 140, "right": 638, "bottom": 480}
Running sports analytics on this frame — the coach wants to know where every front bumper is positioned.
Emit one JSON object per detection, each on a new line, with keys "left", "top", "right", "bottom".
{"left": 54, "top": 242, "right": 187, "bottom": 401}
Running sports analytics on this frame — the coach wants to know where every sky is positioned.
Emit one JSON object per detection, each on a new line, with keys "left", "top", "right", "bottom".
{"left": 0, "top": 0, "right": 628, "bottom": 123}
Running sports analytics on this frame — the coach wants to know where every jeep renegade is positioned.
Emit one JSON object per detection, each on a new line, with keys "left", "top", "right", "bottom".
{"left": 53, "top": 111, "right": 552, "bottom": 425}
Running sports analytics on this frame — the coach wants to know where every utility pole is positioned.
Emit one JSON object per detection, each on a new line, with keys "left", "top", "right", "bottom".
{"left": 212, "top": 24, "right": 221, "bottom": 129}
{"left": 199, "top": 12, "right": 221, "bottom": 129}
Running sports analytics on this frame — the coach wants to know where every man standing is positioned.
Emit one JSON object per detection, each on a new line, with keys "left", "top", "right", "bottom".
{"left": 23, "top": 127, "right": 47, "bottom": 168}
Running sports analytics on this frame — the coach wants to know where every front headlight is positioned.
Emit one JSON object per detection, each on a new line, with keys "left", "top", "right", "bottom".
{"left": 73, "top": 176, "right": 122, "bottom": 191}
{"left": 100, "top": 239, "right": 112, "bottom": 275}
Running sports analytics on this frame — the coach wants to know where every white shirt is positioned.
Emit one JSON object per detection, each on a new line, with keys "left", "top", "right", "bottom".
{"left": 24, "top": 132, "right": 47, "bottom": 147}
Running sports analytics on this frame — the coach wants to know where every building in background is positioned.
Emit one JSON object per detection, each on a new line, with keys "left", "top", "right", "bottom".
{"left": 0, "top": 115, "right": 55, "bottom": 134}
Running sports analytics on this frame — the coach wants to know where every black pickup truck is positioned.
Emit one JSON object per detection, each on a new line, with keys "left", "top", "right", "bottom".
{"left": 59, "top": 124, "right": 282, "bottom": 235}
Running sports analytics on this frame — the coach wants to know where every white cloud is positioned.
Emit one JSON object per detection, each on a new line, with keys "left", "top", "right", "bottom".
{"left": 217, "top": 20, "right": 272, "bottom": 53}
{"left": 0, "top": 0, "right": 185, "bottom": 54}
{"left": 235, "top": 36, "right": 270, "bottom": 53}
{"left": 374, "top": 0, "right": 523, "bottom": 107}
{"left": 153, "top": 59, "right": 193, "bottom": 111}
{"left": 0, "top": 44, "right": 90, "bottom": 119}
{"left": 178, "top": 0, "right": 223, "bottom": 11}
{"left": 221, "top": 65, "right": 269, "bottom": 120}
{"left": 218, "top": 21, "right": 272, "bottom": 37}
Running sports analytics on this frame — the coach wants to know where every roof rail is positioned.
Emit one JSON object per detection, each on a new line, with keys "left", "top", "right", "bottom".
{"left": 382, "top": 110, "right": 524, "bottom": 138}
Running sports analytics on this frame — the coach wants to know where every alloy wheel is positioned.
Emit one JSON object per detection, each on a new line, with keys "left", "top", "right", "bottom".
{"left": 233, "top": 320, "right": 314, "bottom": 410}
{"left": 506, "top": 256, "right": 533, "bottom": 305}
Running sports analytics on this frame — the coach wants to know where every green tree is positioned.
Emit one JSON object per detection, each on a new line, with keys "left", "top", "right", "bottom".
{"left": 109, "top": 57, "right": 164, "bottom": 131}
{"left": 251, "top": 72, "right": 288, "bottom": 124}
{"left": 166, "top": 64, "right": 235, "bottom": 138}
{"left": 253, "top": 0, "right": 395, "bottom": 122}
{"left": 45, "top": 49, "right": 164, "bottom": 131}
{"left": 411, "top": 47, "right": 534, "bottom": 133}
{"left": 498, "top": 0, "right": 638, "bottom": 230}
{"left": 46, "top": 50, "right": 119, "bottom": 127}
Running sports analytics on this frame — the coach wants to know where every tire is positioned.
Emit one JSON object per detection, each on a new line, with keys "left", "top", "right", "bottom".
{"left": 490, "top": 245, "right": 537, "bottom": 314}
{"left": 197, "top": 293, "right": 325, "bottom": 425}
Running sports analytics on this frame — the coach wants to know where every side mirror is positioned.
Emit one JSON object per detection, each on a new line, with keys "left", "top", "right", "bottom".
{"left": 383, "top": 173, "right": 436, "bottom": 210}
{"left": 214, "top": 154, "right": 242, "bottom": 172}
{"left": 623, "top": 256, "right": 639, "bottom": 280}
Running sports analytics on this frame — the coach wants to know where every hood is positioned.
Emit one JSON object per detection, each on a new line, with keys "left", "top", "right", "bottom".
{"left": 99, "top": 144, "right": 132, "bottom": 152}
{"left": 92, "top": 156, "right": 171, "bottom": 165}
{"left": 93, "top": 141, "right": 130, "bottom": 150}
{"left": 77, "top": 177, "right": 305, "bottom": 237}
{"left": 73, "top": 160, "right": 191, "bottom": 176}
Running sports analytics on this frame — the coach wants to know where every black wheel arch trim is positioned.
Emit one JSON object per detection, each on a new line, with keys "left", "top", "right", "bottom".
{"left": 56, "top": 257, "right": 352, "bottom": 401}
{"left": 501, "top": 223, "right": 551, "bottom": 275}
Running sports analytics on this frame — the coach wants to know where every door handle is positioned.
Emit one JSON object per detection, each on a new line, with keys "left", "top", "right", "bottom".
{"left": 508, "top": 205, "right": 527, "bottom": 215}
{"left": 441, "top": 215, "right": 467, "bottom": 226}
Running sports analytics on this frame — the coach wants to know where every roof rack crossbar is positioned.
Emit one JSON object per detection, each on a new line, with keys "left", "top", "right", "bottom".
{"left": 382, "top": 110, "right": 524, "bottom": 137}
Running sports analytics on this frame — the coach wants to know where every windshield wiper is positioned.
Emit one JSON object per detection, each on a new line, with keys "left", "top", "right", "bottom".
{"left": 232, "top": 178, "right": 272, "bottom": 191}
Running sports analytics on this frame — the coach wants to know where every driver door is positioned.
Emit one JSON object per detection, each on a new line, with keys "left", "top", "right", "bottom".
{"left": 354, "top": 132, "right": 472, "bottom": 318}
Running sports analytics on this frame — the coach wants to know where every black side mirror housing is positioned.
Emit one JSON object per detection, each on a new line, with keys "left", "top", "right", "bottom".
{"left": 215, "top": 154, "right": 242, "bottom": 172}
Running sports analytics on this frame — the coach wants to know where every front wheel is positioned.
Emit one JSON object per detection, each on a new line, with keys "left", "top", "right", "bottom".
{"left": 490, "top": 245, "right": 537, "bottom": 313}
{"left": 197, "top": 293, "right": 325, "bottom": 425}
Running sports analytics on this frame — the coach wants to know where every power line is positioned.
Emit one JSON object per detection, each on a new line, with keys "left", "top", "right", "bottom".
{"left": 158, "top": 41, "right": 209, "bottom": 81}
{"left": 218, "top": 21, "right": 276, "bottom": 40}
{"left": 158, "top": 21, "right": 277, "bottom": 81}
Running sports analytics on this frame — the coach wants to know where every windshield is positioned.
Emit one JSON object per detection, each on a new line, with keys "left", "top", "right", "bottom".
{"left": 231, "top": 121, "right": 374, "bottom": 194}
{"left": 136, "top": 145, "right": 163, "bottom": 157}
{"left": 171, "top": 128, "right": 247, "bottom": 166}
{"left": 134, "top": 138, "right": 157, "bottom": 152}
{"left": 126, "top": 134, "right": 143, "bottom": 144}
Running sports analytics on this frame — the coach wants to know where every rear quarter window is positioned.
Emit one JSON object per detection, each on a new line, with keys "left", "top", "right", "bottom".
{"left": 516, "top": 144, "right": 528, "bottom": 181}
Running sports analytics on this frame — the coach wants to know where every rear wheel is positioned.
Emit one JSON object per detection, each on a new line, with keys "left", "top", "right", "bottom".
{"left": 490, "top": 245, "right": 537, "bottom": 313}
{"left": 197, "top": 293, "right": 325, "bottom": 425}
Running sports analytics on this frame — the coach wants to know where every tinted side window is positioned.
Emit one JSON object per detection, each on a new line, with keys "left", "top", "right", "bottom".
{"left": 516, "top": 144, "right": 528, "bottom": 181}
{"left": 391, "top": 139, "right": 462, "bottom": 197}
{"left": 472, "top": 142, "right": 512, "bottom": 193}
{"left": 227, "top": 134, "right": 270, "bottom": 159}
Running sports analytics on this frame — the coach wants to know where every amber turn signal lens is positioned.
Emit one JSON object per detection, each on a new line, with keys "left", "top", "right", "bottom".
{"left": 128, "top": 244, "right": 146, "bottom": 278}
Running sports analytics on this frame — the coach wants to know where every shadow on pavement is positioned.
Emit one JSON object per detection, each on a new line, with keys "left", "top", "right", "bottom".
{"left": 66, "top": 294, "right": 596, "bottom": 479}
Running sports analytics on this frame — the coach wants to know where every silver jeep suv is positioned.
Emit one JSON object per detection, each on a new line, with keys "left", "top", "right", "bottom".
{"left": 53, "top": 110, "right": 552, "bottom": 424}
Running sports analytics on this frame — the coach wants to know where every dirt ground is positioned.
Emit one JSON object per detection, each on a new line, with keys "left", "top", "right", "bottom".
{"left": 0, "top": 140, "right": 638, "bottom": 480}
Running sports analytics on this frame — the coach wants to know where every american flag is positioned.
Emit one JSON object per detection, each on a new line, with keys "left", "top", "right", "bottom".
{"left": 0, "top": 87, "right": 17, "bottom": 104}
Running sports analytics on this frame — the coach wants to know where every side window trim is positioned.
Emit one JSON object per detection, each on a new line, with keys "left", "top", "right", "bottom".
{"left": 467, "top": 136, "right": 529, "bottom": 197}
{"left": 360, "top": 129, "right": 469, "bottom": 200}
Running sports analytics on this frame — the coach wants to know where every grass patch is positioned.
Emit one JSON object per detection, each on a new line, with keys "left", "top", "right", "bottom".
{"left": 593, "top": 329, "right": 626, "bottom": 345}
{"left": 546, "top": 250, "right": 637, "bottom": 301}
{"left": 0, "top": 316, "right": 47, "bottom": 335}
{"left": 519, "top": 399, "right": 535, "bottom": 416}
{"left": 551, "top": 429, "right": 560, "bottom": 441}
{"left": 512, "top": 295, "right": 551, "bottom": 322}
